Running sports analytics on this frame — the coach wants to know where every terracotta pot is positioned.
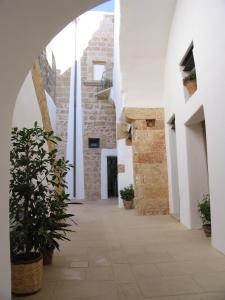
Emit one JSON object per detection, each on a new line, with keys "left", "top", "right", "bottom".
{"left": 11, "top": 254, "right": 43, "bottom": 295}
{"left": 123, "top": 200, "right": 133, "bottom": 209}
{"left": 43, "top": 249, "right": 54, "bottom": 265}
{"left": 203, "top": 224, "right": 211, "bottom": 237}
{"left": 184, "top": 79, "right": 197, "bottom": 96}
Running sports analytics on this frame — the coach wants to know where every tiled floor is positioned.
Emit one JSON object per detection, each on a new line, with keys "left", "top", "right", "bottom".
{"left": 13, "top": 200, "right": 225, "bottom": 300}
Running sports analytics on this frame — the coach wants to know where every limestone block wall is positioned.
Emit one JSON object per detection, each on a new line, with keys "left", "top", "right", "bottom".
{"left": 55, "top": 69, "right": 71, "bottom": 158}
{"left": 38, "top": 50, "right": 56, "bottom": 101}
{"left": 82, "top": 85, "right": 116, "bottom": 200}
{"left": 81, "top": 15, "right": 116, "bottom": 200}
{"left": 124, "top": 108, "right": 169, "bottom": 215}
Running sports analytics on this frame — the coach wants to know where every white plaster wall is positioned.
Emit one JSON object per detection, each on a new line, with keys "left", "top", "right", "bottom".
{"left": 117, "top": 139, "right": 134, "bottom": 208}
{"left": 66, "top": 63, "right": 76, "bottom": 199}
{"left": 74, "top": 60, "right": 85, "bottom": 200}
{"left": 167, "top": 127, "right": 180, "bottom": 217}
{"left": 12, "top": 72, "right": 42, "bottom": 128}
{"left": 101, "top": 149, "right": 117, "bottom": 199}
{"left": 164, "top": 0, "right": 225, "bottom": 253}
{"left": 0, "top": 1, "right": 107, "bottom": 298}
{"left": 113, "top": 0, "right": 123, "bottom": 122}
{"left": 119, "top": 0, "right": 176, "bottom": 108}
{"left": 45, "top": 91, "right": 56, "bottom": 132}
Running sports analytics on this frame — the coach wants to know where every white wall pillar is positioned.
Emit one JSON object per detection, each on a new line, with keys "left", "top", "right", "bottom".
{"left": 117, "top": 139, "right": 134, "bottom": 208}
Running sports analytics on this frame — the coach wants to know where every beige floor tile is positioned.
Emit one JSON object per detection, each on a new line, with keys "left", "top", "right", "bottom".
{"left": 113, "top": 264, "right": 135, "bottom": 283}
{"left": 26, "top": 201, "right": 225, "bottom": 299}
{"left": 117, "top": 282, "right": 143, "bottom": 300}
{"left": 54, "top": 281, "right": 117, "bottom": 299}
{"left": 150, "top": 297, "right": 179, "bottom": 300}
{"left": 192, "top": 272, "right": 225, "bottom": 292}
{"left": 44, "top": 266, "right": 86, "bottom": 280}
{"left": 70, "top": 261, "right": 89, "bottom": 268}
{"left": 138, "top": 276, "right": 203, "bottom": 297}
{"left": 178, "top": 292, "right": 225, "bottom": 300}
{"left": 157, "top": 260, "right": 225, "bottom": 277}
{"left": 127, "top": 251, "right": 174, "bottom": 264}
{"left": 86, "top": 266, "right": 114, "bottom": 281}
{"left": 131, "top": 263, "right": 161, "bottom": 280}
{"left": 108, "top": 249, "right": 128, "bottom": 264}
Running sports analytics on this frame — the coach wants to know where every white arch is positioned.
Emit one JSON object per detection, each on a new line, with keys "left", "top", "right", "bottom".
{"left": 0, "top": 1, "right": 106, "bottom": 298}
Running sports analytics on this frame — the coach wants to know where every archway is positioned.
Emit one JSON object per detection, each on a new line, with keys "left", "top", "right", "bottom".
{"left": 0, "top": 1, "right": 106, "bottom": 299}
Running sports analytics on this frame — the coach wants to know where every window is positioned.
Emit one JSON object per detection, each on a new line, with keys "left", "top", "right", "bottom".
{"left": 93, "top": 62, "right": 105, "bottom": 80}
{"left": 180, "top": 43, "right": 195, "bottom": 72}
{"left": 146, "top": 119, "right": 156, "bottom": 128}
{"left": 88, "top": 138, "right": 100, "bottom": 148}
{"left": 180, "top": 43, "right": 197, "bottom": 99}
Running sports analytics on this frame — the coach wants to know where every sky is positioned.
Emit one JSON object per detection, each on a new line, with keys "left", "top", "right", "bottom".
{"left": 91, "top": 0, "right": 114, "bottom": 12}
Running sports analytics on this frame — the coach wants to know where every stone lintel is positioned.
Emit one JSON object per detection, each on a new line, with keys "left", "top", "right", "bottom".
{"left": 122, "top": 107, "right": 164, "bottom": 123}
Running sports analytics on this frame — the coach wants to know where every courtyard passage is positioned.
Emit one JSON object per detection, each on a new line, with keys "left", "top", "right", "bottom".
{"left": 14, "top": 200, "right": 225, "bottom": 300}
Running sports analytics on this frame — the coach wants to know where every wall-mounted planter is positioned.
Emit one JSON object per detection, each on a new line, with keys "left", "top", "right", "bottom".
{"left": 184, "top": 79, "right": 197, "bottom": 96}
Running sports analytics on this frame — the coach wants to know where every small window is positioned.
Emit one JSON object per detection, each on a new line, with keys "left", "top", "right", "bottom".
{"left": 88, "top": 138, "right": 100, "bottom": 148}
{"left": 180, "top": 44, "right": 195, "bottom": 72}
{"left": 146, "top": 119, "right": 156, "bottom": 128}
{"left": 93, "top": 62, "right": 105, "bottom": 80}
{"left": 180, "top": 43, "right": 197, "bottom": 99}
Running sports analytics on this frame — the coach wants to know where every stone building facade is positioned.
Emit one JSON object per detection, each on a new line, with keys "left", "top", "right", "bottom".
{"left": 81, "top": 15, "right": 116, "bottom": 200}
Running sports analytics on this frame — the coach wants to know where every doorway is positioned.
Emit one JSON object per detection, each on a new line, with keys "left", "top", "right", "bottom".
{"left": 107, "top": 156, "right": 118, "bottom": 197}
{"left": 168, "top": 115, "right": 180, "bottom": 219}
{"left": 186, "top": 106, "right": 209, "bottom": 228}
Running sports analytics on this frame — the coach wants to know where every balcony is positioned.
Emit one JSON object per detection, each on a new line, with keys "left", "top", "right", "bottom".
{"left": 96, "top": 67, "right": 113, "bottom": 100}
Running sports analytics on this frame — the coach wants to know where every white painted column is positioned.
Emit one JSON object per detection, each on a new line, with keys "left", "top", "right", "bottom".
{"left": 117, "top": 139, "right": 134, "bottom": 208}
{"left": 74, "top": 59, "right": 85, "bottom": 200}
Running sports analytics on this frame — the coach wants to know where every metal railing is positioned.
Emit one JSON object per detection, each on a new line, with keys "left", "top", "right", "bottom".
{"left": 97, "top": 67, "right": 113, "bottom": 93}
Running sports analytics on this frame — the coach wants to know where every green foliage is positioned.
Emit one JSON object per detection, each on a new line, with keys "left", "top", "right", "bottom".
{"left": 120, "top": 185, "right": 134, "bottom": 201}
{"left": 103, "top": 78, "right": 112, "bottom": 89}
{"left": 10, "top": 123, "right": 74, "bottom": 260}
{"left": 198, "top": 194, "right": 211, "bottom": 225}
{"left": 183, "top": 69, "right": 196, "bottom": 85}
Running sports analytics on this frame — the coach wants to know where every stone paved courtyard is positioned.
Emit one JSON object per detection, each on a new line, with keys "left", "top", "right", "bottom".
{"left": 14, "top": 200, "right": 225, "bottom": 300}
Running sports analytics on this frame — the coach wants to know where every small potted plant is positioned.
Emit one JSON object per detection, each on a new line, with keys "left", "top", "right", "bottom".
{"left": 198, "top": 194, "right": 211, "bottom": 237}
{"left": 183, "top": 69, "right": 197, "bottom": 96}
{"left": 120, "top": 184, "right": 134, "bottom": 209}
{"left": 10, "top": 123, "right": 74, "bottom": 294}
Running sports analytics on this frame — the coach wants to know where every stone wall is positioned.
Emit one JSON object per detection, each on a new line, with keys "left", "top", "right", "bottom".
{"left": 38, "top": 50, "right": 56, "bottom": 101}
{"left": 81, "top": 15, "right": 116, "bottom": 200}
{"left": 124, "top": 108, "right": 169, "bottom": 215}
{"left": 55, "top": 69, "right": 71, "bottom": 158}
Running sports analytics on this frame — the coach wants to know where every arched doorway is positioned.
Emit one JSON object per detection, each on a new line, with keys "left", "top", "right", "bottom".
{"left": 0, "top": 1, "right": 106, "bottom": 298}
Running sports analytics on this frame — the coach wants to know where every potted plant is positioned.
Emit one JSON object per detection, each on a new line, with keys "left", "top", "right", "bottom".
{"left": 10, "top": 123, "right": 73, "bottom": 294}
{"left": 41, "top": 154, "right": 74, "bottom": 265}
{"left": 198, "top": 194, "right": 211, "bottom": 237}
{"left": 42, "top": 192, "right": 74, "bottom": 265}
{"left": 120, "top": 184, "right": 134, "bottom": 209}
{"left": 183, "top": 69, "right": 197, "bottom": 96}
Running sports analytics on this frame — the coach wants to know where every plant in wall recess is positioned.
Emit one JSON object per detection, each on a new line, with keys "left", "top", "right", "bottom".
{"left": 183, "top": 69, "right": 197, "bottom": 96}
{"left": 10, "top": 122, "right": 74, "bottom": 295}
{"left": 198, "top": 193, "right": 211, "bottom": 237}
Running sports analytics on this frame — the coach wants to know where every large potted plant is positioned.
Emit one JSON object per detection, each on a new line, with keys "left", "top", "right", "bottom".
{"left": 10, "top": 123, "right": 73, "bottom": 294}
{"left": 42, "top": 157, "right": 74, "bottom": 265}
{"left": 198, "top": 194, "right": 211, "bottom": 237}
{"left": 183, "top": 69, "right": 197, "bottom": 96}
{"left": 120, "top": 185, "right": 134, "bottom": 209}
